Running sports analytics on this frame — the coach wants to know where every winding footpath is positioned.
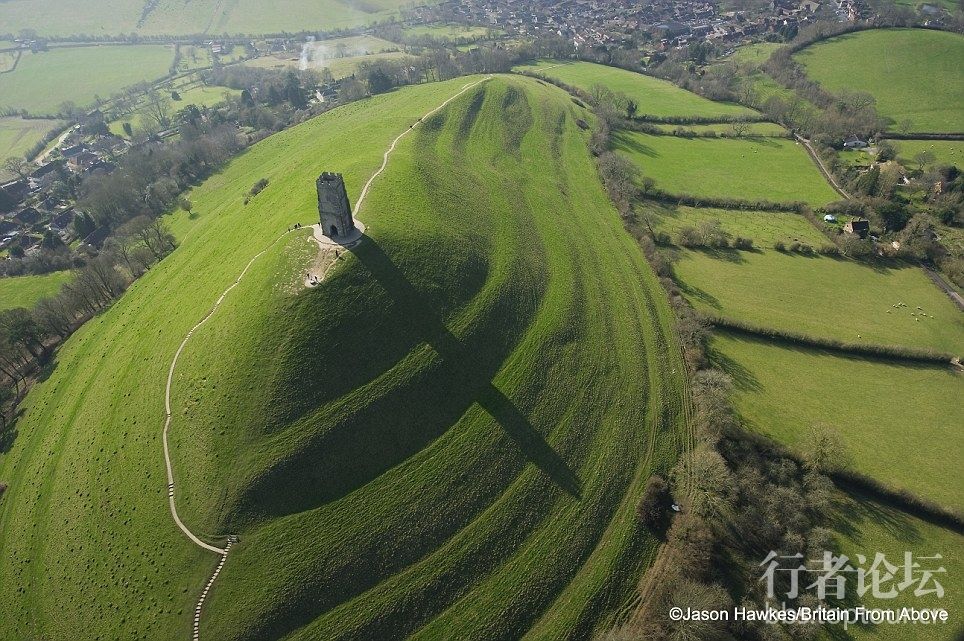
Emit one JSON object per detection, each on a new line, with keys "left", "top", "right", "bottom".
{"left": 161, "top": 75, "right": 491, "bottom": 639}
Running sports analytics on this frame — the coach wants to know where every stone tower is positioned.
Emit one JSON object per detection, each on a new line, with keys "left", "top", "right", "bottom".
{"left": 316, "top": 172, "right": 355, "bottom": 238}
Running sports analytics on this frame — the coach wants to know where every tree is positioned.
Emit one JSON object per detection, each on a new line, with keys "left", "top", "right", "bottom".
{"left": 2, "top": 157, "right": 31, "bottom": 181}
{"left": 730, "top": 121, "right": 749, "bottom": 137}
{"left": 802, "top": 424, "right": 848, "bottom": 473}
{"left": 913, "top": 150, "right": 936, "bottom": 172}
{"left": 637, "top": 474, "right": 670, "bottom": 530}
{"left": 143, "top": 89, "right": 174, "bottom": 130}
{"left": 122, "top": 122, "right": 134, "bottom": 138}
{"left": 626, "top": 100, "right": 638, "bottom": 119}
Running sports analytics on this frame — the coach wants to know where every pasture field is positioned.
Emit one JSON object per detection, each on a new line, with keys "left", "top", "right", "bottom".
{"left": 673, "top": 249, "right": 964, "bottom": 353}
{"left": 892, "top": 139, "right": 964, "bottom": 169}
{"left": 513, "top": 60, "right": 757, "bottom": 119}
{"left": 795, "top": 29, "right": 964, "bottom": 132}
{"left": 651, "top": 121, "right": 788, "bottom": 136}
{"left": 638, "top": 202, "right": 828, "bottom": 247}
{"left": 245, "top": 51, "right": 413, "bottom": 78}
{"left": 401, "top": 24, "right": 499, "bottom": 40}
{"left": 0, "top": 117, "right": 65, "bottom": 164}
{"left": 108, "top": 84, "right": 240, "bottom": 137}
{"left": 712, "top": 332, "right": 963, "bottom": 509}
{"left": 613, "top": 131, "right": 840, "bottom": 206}
{"left": 0, "top": 271, "right": 72, "bottom": 311}
{"left": 0, "top": 45, "right": 173, "bottom": 115}
{"left": 0, "top": 0, "right": 411, "bottom": 37}
{"left": 0, "top": 75, "right": 687, "bottom": 640}
{"left": 725, "top": 41, "right": 780, "bottom": 65}
{"left": 829, "top": 491, "right": 963, "bottom": 641}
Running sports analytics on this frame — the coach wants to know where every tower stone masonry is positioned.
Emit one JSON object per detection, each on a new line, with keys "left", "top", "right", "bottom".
{"left": 316, "top": 173, "right": 355, "bottom": 238}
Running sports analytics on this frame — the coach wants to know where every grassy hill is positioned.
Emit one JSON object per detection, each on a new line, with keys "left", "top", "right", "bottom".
{"left": 513, "top": 60, "right": 757, "bottom": 120}
{"left": 0, "top": 75, "right": 687, "bottom": 640}
{"left": 0, "top": 0, "right": 412, "bottom": 38}
{"left": 795, "top": 29, "right": 964, "bottom": 133}
{"left": 0, "top": 45, "right": 173, "bottom": 115}
{"left": 614, "top": 131, "right": 840, "bottom": 206}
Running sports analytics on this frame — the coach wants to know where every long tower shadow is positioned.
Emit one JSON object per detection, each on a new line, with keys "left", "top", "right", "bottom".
{"left": 235, "top": 233, "right": 581, "bottom": 525}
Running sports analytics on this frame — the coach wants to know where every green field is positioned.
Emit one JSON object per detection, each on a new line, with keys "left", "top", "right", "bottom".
{"left": 401, "top": 24, "right": 499, "bottom": 40}
{"left": 639, "top": 202, "right": 828, "bottom": 247}
{"left": 108, "top": 84, "right": 240, "bottom": 137}
{"left": 245, "top": 35, "right": 407, "bottom": 77}
{"left": 513, "top": 60, "right": 757, "bottom": 120}
{"left": 795, "top": 29, "right": 964, "bottom": 133}
{"left": 0, "top": 0, "right": 412, "bottom": 37}
{"left": 614, "top": 131, "right": 840, "bottom": 206}
{"left": 830, "top": 490, "right": 964, "bottom": 641}
{"left": 674, "top": 248, "right": 964, "bottom": 353}
{"left": 652, "top": 121, "right": 788, "bottom": 136}
{"left": 725, "top": 42, "right": 781, "bottom": 65}
{"left": 0, "top": 271, "right": 73, "bottom": 311}
{"left": 713, "top": 332, "right": 963, "bottom": 509}
{"left": 0, "top": 45, "right": 174, "bottom": 115}
{"left": 893, "top": 139, "right": 964, "bottom": 169}
{"left": 0, "top": 117, "right": 65, "bottom": 168}
{"left": 0, "top": 75, "right": 688, "bottom": 640}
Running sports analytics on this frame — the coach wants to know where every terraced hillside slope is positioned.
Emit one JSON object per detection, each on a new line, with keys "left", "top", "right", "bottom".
{"left": 794, "top": 28, "right": 964, "bottom": 132}
{"left": 0, "top": 75, "right": 688, "bottom": 640}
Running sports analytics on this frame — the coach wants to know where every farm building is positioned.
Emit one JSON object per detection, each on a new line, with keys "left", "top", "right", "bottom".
{"left": 843, "top": 219, "right": 870, "bottom": 238}
{"left": 843, "top": 136, "right": 868, "bottom": 149}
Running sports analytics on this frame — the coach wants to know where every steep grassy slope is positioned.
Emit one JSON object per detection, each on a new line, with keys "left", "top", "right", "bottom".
{"left": 513, "top": 60, "right": 756, "bottom": 120}
{"left": 713, "top": 332, "right": 963, "bottom": 509}
{"left": 794, "top": 29, "right": 964, "bottom": 132}
{"left": 614, "top": 131, "right": 840, "bottom": 206}
{"left": 0, "top": 75, "right": 687, "bottom": 640}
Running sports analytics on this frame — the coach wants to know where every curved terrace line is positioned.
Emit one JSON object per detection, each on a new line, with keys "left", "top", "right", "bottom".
{"left": 161, "top": 74, "right": 491, "bottom": 639}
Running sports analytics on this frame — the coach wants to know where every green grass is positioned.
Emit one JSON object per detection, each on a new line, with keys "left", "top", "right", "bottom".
{"left": 0, "top": 0, "right": 413, "bottom": 37}
{"left": 712, "top": 331, "right": 963, "bottom": 510}
{"left": 108, "top": 84, "right": 240, "bottom": 137}
{"left": 638, "top": 201, "right": 828, "bottom": 247}
{"left": 725, "top": 42, "right": 781, "bottom": 65}
{"left": 0, "top": 75, "right": 687, "bottom": 640}
{"left": 651, "top": 121, "right": 788, "bottom": 136}
{"left": 513, "top": 59, "right": 758, "bottom": 120}
{"left": 614, "top": 131, "right": 840, "bottom": 206}
{"left": 795, "top": 29, "right": 964, "bottom": 133}
{"left": 674, "top": 248, "right": 964, "bottom": 353}
{"left": 893, "top": 139, "right": 964, "bottom": 169}
{"left": 401, "top": 24, "right": 499, "bottom": 40}
{"left": 0, "top": 271, "right": 72, "bottom": 311}
{"left": 0, "top": 45, "right": 174, "bottom": 115}
{"left": 829, "top": 491, "right": 964, "bottom": 641}
{"left": 0, "top": 116, "right": 65, "bottom": 171}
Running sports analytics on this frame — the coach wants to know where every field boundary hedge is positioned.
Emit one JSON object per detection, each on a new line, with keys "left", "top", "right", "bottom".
{"left": 638, "top": 192, "right": 805, "bottom": 213}
{"left": 735, "top": 429, "right": 964, "bottom": 533}
{"left": 880, "top": 132, "right": 964, "bottom": 141}
{"left": 708, "top": 316, "right": 957, "bottom": 363}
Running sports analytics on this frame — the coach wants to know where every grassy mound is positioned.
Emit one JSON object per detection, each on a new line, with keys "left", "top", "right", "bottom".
{"left": 614, "top": 131, "right": 840, "bottom": 206}
{"left": 513, "top": 60, "right": 757, "bottom": 120}
{"left": 0, "top": 75, "right": 687, "bottom": 640}
{"left": 713, "top": 331, "right": 963, "bottom": 509}
{"left": 795, "top": 28, "right": 964, "bottom": 133}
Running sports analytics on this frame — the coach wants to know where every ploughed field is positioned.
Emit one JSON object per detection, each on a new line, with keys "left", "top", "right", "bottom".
{"left": 0, "top": 75, "right": 688, "bottom": 640}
